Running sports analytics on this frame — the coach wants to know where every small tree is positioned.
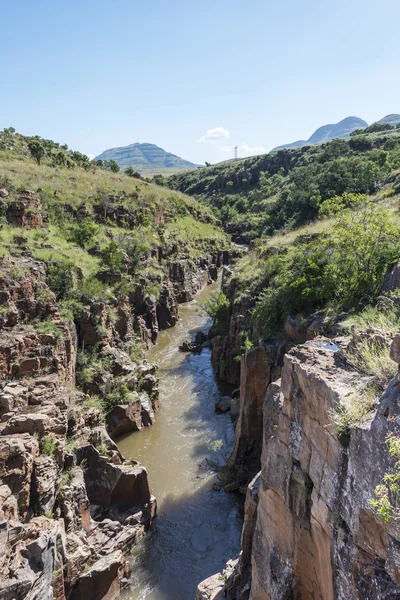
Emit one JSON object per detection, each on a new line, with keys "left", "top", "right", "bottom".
{"left": 108, "top": 160, "right": 120, "bottom": 173}
{"left": 28, "top": 139, "right": 45, "bottom": 165}
{"left": 3, "top": 127, "right": 16, "bottom": 135}
{"left": 125, "top": 167, "right": 135, "bottom": 177}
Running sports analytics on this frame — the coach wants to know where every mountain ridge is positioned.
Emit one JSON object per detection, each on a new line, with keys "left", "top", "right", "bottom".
{"left": 272, "top": 116, "right": 368, "bottom": 151}
{"left": 95, "top": 142, "right": 199, "bottom": 174}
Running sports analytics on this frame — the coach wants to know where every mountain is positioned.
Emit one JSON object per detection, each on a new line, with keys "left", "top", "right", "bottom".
{"left": 94, "top": 142, "right": 199, "bottom": 174}
{"left": 272, "top": 116, "right": 368, "bottom": 151}
{"left": 375, "top": 114, "right": 400, "bottom": 126}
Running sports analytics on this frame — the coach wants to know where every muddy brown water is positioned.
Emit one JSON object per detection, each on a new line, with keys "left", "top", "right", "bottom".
{"left": 117, "top": 283, "right": 242, "bottom": 600}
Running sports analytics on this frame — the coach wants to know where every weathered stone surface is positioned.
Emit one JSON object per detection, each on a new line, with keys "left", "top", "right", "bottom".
{"left": 106, "top": 392, "right": 155, "bottom": 438}
{"left": 69, "top": 551, "right": 126, "bottom": 600}
{"left": 229, "top": 345, "right": 279, "bottom": 478}
{"left": 227, "top": 338, "right": 400, "bottom": 600}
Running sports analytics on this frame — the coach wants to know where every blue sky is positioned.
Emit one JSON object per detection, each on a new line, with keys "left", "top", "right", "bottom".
{"left": 2, "top": 0, "right": 400, "bottom": 164}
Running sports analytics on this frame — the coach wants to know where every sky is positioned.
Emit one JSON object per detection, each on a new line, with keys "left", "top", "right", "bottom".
{"left": 2, "top": 0, "right": 400, "bottom": 165}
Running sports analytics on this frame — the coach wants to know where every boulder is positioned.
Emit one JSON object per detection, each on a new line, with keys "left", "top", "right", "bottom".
{"left": 106, "top": 393, "right": 155, "bottom": 438}
{"left": 215, "top": 396, "right": 232, "bottom": 413}
{"left": 69, "top": 551, "right": 126, "bottom": 600}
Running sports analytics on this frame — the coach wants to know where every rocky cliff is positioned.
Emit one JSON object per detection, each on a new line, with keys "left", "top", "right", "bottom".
{"left": 198, "top": 334, "right": 400, "bottom": 599}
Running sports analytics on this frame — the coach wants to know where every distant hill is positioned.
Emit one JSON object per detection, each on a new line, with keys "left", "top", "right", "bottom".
{"left": 375, "top": 114, "right": 400, "bottom": 127}
{"left": 95, "top": 142, "right": 199, "bottom": 174}
{"left": 273, "top": 116, "right": 368, "bottom": 151}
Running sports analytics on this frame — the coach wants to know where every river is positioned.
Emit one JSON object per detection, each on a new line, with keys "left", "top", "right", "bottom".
{"left": 117, "top": 282, "right": 242, "bottom": 600}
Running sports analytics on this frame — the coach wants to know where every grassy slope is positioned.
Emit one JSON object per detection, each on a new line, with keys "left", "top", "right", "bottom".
{"left": 0, "top": 132, "right": 228, "bottom": 291}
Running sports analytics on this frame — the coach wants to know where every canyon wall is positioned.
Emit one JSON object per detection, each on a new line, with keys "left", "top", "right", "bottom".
{"left": 198, "top": 337, "right": 400, "bottom": 599}
{"left": 0, "top": 245, "right": 232, "bottom": 599}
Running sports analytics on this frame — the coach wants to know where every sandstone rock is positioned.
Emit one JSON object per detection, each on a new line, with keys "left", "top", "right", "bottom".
{"left": 76, "top": 445, "right": 152, "bottom": 523}
{"left": 0, "top": 434, "right": 39, "bottom": 517}
{"left": 229, "top": 344, "right": 279, "bottom": 478}
{"left": 234, "top": 339, "right": 400, "bottom": 600}
{"left": 69, "top": 551, "right": 126, "bottom": 600}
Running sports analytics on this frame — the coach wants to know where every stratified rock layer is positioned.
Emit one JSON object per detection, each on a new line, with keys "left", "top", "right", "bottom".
{"left": 199, "top": 337, "right": 400, "bottom": 599}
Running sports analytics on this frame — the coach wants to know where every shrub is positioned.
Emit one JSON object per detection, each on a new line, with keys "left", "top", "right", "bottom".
{"left": 34, "top": 319, "right": 64, "bottom": 341}
{"left": 370, "top": 435, "right": 400, "bottom": 523}
{"left": 252, "top": 204, "right": 400, "bottom": 339}
{"left": 104, "top": 383, "right": 134, "bottom": 413}
{"left": 41, "top": 436, "right": 57, "bottom": 457}
{"left": 202, "top": 291, "right": 230, "bottom": 334}
{"left": 46, "top": 260, "right": 76, "bottom": 299}
{"left": 331, "top": 387, "right": 377, "bottom": 435}
{"left": 69, "top": 222, "right": 98, "bottom": 248}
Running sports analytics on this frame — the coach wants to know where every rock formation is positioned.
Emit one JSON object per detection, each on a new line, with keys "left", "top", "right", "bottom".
{"left": 199, "top": 336, "right": 400, "bottom": 599}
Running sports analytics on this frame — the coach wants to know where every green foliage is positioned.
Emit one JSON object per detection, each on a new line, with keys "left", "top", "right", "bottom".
{"left": 83, "top": 395, "right": 104, "bottom": 411}
{"left": 252, "top": 205, "right": 400, "bottom": 339}
{"left": 370, "top": 435, "right": 400, "bottom": 523}
{"left": 319, "top": 192, "right": 365, "bottom": 217}
{"left": 34, "top": 319, "right": 64, "bottom": 341}
{"left": 202, "top": 291, "right": 230, "bottom": 334}
{"left": 168, "top": 129, "right": 400, "bottom": 238}
{"left": 107, "top": 159, "right": 120, "bottom": 173}
{"left": 41, "top": 436, "right": 57, "bottom": 457}
{"left": 28, "top": 139, "right": 45, "bottom": 165}
{"left": 346, "top": 340, "right": 397, "bottom": 389}
{"left": 46, "top": 260, "right": 76, "bottom": 300}
{"left": 104, "top": 383, "right": 134, "bottom": 413}
{"left": 95, "top": 443, "right": 109, "bottom": 455}
{"left": 69, "top": 222, "right": 98, "bottom": 248}
{"left": 340, "top": 305, "right": 400, "bottom": 335}
{"left": 59, "top": 466, "right": 80, "bottom": 493}
{"left": 331, "top": 386, "right": 377, "bottom": 435}
{"left": 101, "top": 241, "right": 125, "bottom": 272}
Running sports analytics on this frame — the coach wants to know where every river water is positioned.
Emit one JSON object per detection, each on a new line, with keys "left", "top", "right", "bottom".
{"left": 117, "top": 283, "right": 242, "bottom": 600}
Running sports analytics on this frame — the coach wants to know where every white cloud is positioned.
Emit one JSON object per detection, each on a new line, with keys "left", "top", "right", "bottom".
{"left": 218, "top": 143, "right": 267, "bottom": 158}
{"left": 238, "top": 144, "right": 267, "bottom": 157}
{"left": 199, "top": 127, "right": 230, "bottom": 143}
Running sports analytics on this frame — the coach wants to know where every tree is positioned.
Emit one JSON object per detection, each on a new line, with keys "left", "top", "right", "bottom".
{"left": 108, "top": 160, "right": 120, "bottom": 173}
{"left": 125, "top": 167, "right": 135, "bottom": 177}
{"left": 69, "top": 222, "right": 98, "bottom": 248}
{"left": 28, "top": 140, "right": 45, "bottom": 165}
{"left": 53, "top": 151, "right": 67, "bottom": 167}
{"left": 3, "top": 127, "right": 16, "bottom": 135}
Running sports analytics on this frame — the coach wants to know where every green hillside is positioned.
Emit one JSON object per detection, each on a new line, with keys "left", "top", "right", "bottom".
{"left": 95, "top": 142, "right": 199, "bottom": 174}
{"left": 168, "top": 125, "right": 400, "bottom": 241}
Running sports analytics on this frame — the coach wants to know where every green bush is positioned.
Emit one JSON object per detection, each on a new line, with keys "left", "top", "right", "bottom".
{"left": 370, "top": 435, "right": 400, "bottom": 523}
{"left": 252, "top": 204, "right": 400, "bottom": 339}
{"left": 202, "top": 291, "right": 230, "bottom": 334}
{"left": 41, "top": 436, "right": 57, "bottom": 457}
{"left": 69, "top": 222, "right": 98, "bottom": 248}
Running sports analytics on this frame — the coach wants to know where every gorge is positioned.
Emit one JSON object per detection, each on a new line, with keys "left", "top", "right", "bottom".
{"left": 2, "top": 124, "right": 400, "bottom": 600}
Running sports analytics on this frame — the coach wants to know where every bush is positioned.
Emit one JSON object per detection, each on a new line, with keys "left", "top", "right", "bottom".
{"left": 69, "top": 222, "right": 98, "bottom": 248}
{"left": 202, "top": 291, "right": 230, "bottom": 333}
{"left": 252, "top": 204, "right": 400, "bottom": 339}
{"left": 41, "top": 436, "right": 57, "bottom": 457}
{"left": 46, "top": 260, "right": 75, "bottom": 300}
{"left": 370, "top": 435, "right": 400, "bottom": 523}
